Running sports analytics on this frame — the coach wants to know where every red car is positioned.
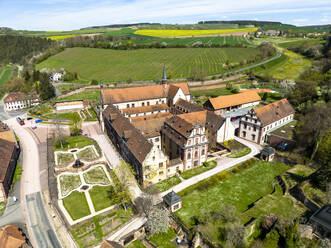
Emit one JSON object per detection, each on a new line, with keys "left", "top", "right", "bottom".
{"left": 17, "top": 117, "right": 25, "bottom": 125}
{"left": 230, "top": 117, "right": 237, "bottom": 121}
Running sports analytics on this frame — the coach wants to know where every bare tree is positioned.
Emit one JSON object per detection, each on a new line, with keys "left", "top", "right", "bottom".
{"left": 224, "top": 223, "right": 247, "bottom": 248}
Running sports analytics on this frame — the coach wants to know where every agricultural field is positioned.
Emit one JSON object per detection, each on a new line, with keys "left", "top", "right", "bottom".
{"left": 37, "top": 47, "right": 261, "bottom": 82}
{"left": 121, "top": 35, "right": 249, "bottom": 47}
{"left": 134, "top": 28, "right": 258, "bottom": 37}
{"left": 47, "top": 34, "right": 78, "bottom": 40}
{"left": 0, "top": 65, "right": 14, "bottom": 87}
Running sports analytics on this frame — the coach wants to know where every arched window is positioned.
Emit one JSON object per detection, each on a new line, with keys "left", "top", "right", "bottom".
{"left": 187, "top": 152, "right": 191, "bottom": 159}
{"left": 201, "top": 149, "right": 205, "bottom": 156}
{"left": 194, "top": 151, "right": 198, "bottom": 158}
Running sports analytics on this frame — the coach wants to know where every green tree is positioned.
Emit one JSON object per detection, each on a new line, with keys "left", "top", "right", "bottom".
{"left": 39, "top": 73, "right": 55, "bottom": 100}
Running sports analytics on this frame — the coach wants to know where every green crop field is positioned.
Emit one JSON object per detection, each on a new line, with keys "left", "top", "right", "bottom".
{"left": 37, "top": 47, "right": 261, "bottom": 82}
{"left": 0, "top": 66, "right": 14, "bottom": 86}
{"left": 120, "top": 35, "right": 249, "bottom": 46}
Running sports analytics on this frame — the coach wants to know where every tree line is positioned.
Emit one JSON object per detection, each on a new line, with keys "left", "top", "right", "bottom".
{"left": 0, "top": 35, "right": 54, "bottom": 65}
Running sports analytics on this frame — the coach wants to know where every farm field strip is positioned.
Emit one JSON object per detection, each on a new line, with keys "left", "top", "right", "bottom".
{"left": 134, "top": 28, "right": 258, "bottom": 37}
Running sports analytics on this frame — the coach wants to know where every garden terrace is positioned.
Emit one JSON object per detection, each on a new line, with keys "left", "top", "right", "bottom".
{"left": 53, "top": 135, "right": 96, "bottom": 151}
{"left": 70, "top": 207, "right": 133, "bottom": 248}
{"left": 176, "top": 161, "right": 291, "bottom": 225}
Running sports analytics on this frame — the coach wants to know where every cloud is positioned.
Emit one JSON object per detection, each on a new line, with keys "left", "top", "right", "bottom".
{"left": 1, "top": 0, "right": 330, "bottom": 30}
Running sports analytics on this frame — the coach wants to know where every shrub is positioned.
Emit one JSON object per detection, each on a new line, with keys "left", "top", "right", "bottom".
{"left": 90, "top": 79, "right": 98, "bottom": 85}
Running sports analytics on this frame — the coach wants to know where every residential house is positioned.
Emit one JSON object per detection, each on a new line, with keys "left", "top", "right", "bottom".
{"left": 50, "top": 72, "right": 62, "bottom": 82}
{"left": 203, "top": 91, "right": 261, "bottom": 115}
{"left": 3, "top": 93, "right": 40, "bottom": 112}
{"left": 238, "top": 99, "right": 295, "bottom": 145}
{"left": 265, "top": 30, "right": 280, "bottom": 36}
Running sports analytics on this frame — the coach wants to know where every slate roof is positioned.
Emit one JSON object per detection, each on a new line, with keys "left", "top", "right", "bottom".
{"left": 254, "top": 99, "right": 295, "bottom": 126}
{"left": 261, "top": 146, "right": 275, "bottom": 155}
{"left": 103, "top": 105, "right": 153, "bottom": 164}
{"left": 174, "top": 99, "right": 204, "bottom": 113}
{"left": 0, "top": 138, "right": 16, "bottom": 183}
{"left": 205, "top": 91, "right": 261, "bottom": 110}
{"left": 310, "top": 204, "right": 331, "bottom": 231}
{"left": 101, "top": 83, "right": 190, "bottom": 104}
{"left": 163, "top": 191, "right": 182, "bottom": 205}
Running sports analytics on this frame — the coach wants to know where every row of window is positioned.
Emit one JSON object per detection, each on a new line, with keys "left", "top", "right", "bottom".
{"left": 187, "top": 149, "right": 205, "bottom": 160}
{"left": 263, "top": 115, "right": 292, "bottom": 132}
{"left": 125, "top": 99, "right": 165, "bottom": 108}
{"left": 187, "top": 136, "right": 205, "bottom": 146}
{"left": 243, "top": 124, "right": 257, "bottom": 132}
{"left": 126, "top": 110, "right": 167, "bottom": 118}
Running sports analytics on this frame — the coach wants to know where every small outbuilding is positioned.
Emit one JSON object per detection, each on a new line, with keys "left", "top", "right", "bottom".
{"left": 163, "top": 191, "right": 182, "bottom": 212}
{"left": 260, "top": 146, "right": 275, "bottom": 162}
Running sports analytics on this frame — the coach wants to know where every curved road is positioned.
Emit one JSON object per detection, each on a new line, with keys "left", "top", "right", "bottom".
{"left": 5, "top": 118, "right": 61, "bottom": 248}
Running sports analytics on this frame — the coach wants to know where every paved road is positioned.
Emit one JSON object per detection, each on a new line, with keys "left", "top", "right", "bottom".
{"left": 161, "top": 137, "right": 262, "bottom": 197}
{"left": 0, "top": 181, "right": 24, "bottom": 226}
{"left": 5, "top": 118, "right": 61, "bottom": 248}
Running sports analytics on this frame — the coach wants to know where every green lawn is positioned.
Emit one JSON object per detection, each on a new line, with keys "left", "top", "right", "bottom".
{"left": 0, "top": 202, "right": 5, "bottom": 215}
{"left": 176, "top": 161, "right": 290, "bottom": 227}
{"left": 181, "top": 160, "right": 217, "bottom": 179}
{"left": 12, "top": 164, "right": 22, "bottom": 184}
{"left": 37, "top": 47, "right": 261, "bottom": 82}
{"left": 302, "top": 182, "right": 327, "bottom": 207}
{"left": 278, "top": 39, "right": 324, "bottom": 49}
{"left": 45, "top": 112, "right": 81, "bottom": 124}
{"left": 127, "top": 239, "right": 146, "bottom": 248}
{"left": 155, "top": 175, "right": 181, "bottom": 192}
{"left": 63, "top": 191, "right": 91, "bottom": 220}
{"left": 89, "top": 186, "right": 119, "bottom": 212}
{"left": 240, "top": 184, "right": 305, "bottom": 224}
{"left": 59, "top": 89, "right": 100, "bottom": 101}
{"left": 149, "top": 228, "right": 177, "bottom": 248}
{"left": 54, "top": 135, "right": 95, "bottom": 151}
{"left": 227, "top": 147, "right": 251, "bottom": 158}
{"left": 83, "top": 166, "right": 110, "bottom": 185}
{"left": 191, "top": 87, "right": 233, "bottom": 98}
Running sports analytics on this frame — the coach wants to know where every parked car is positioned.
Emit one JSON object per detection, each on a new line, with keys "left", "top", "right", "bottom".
{"left": 231, "top": 117, "right": 238, "bottom": 121}
{"left": 31, "top": 126, "right": 37, "bottom": 130}
{"left": 17, "top": 117, "right": 25, "bottom": 125}
{"left": 35, "top": 119, "right": 43, "bottom": 124}
{"left": 27, "top": 117, "right": 33, "bottom": 120}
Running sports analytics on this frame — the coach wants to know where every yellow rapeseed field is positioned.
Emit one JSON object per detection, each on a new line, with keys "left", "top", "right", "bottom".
{"left": 47, "top": 34, "right": 77, "bottom": 40}
{"left": 134, "top": 28, "right": 258, "bottom": 37}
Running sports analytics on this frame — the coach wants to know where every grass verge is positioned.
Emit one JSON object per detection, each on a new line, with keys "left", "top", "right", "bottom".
{"left": 155, "top": 175, "right": 181, "bottom": 192}
{"left": 89, "top": 186, "right": 120, "bottom": 212}
{"left": 181, "top": 160, "right": 217, "bottom": 179}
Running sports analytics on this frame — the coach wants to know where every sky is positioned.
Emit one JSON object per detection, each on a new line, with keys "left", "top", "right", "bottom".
{"left": 0, "top": 0, "right": 330, "bottom": 31}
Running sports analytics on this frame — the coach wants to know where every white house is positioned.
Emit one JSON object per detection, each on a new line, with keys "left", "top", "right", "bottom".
{"left": 50, "top": 73, "right": 62, "bottom": 82}
{"left": 3, "top": 93, "right": 40, "bottom": 112}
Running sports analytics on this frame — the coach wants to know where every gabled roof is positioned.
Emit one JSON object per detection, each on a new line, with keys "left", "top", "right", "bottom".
{"left": 0, "top": 225, "right": 26, "bottom": 248}
{"left": 174, "top": 99, "right": 204, "bottom": 113}
{"left": 261, "top": 146, "right": 275, "bottom": 155}
{"left": 0, "top": 138, "right": 16, "bottom": 182}
{"left": 132, "top": 116, "right": 170, "bottom": 139}
{"left": 101, "top": 83, "right": 190, "bottom": 104}
{"left": 163, "top": 191, "right": 182, "bottom": 205}
{"left": 121, "top": 104, "right": 169, "bottom": 115}
{"left": 3, "top": 93, "right": 26, "bottom": 103}
{"left": 103, "top": 105, "right": 153, "bottom": 164}
{"left": 254, "top": 99, "right": 295, "bottom": 126}
{"left": 206, "top": 91, "right": 261, "bottom": 110}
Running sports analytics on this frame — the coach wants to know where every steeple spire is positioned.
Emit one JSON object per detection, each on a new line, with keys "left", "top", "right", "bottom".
{"left": 162, "top": 64, "right": 167, "bottom": 84}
